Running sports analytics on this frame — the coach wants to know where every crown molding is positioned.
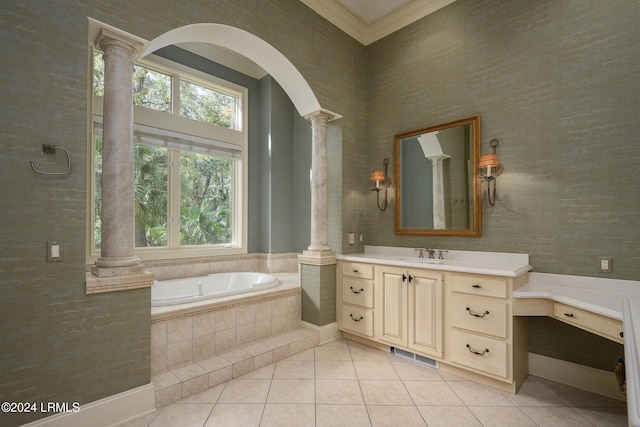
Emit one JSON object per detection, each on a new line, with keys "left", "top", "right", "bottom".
{"left": 299, "top": 0, "right": 457, "bottom": 45}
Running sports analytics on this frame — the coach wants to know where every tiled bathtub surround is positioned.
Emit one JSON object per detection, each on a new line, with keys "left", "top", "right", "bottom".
{"left": 151, "top": 272, "right": 308, "bottom": 406}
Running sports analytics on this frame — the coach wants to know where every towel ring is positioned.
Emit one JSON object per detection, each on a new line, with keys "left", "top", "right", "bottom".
{"left": 30, "top": 144, "right": 71, "bottom": 176}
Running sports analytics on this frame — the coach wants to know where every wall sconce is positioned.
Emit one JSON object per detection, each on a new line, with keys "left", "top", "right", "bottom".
{"left": 479, "top": 139, "right": 503, "bottom": 206}
{"left": 370, "top": 158, "right": 392, "bottom": 211}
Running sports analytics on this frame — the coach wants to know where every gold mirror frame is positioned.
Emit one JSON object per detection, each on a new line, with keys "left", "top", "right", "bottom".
{"left": 394, "top": 115, "right": 481, "bottom": 237}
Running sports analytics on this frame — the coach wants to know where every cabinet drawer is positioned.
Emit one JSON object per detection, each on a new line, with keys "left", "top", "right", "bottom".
{"left": 342, "top": 262, "right": 374, "bottom": 280}
{"left": 342, "top": 278, "right": 374, "bottom": 308}
{"left": 451, "top": 274, "right": 508, "bottom": 299}
{"left": 553, "top": 303, "right": 624, "bottom": 344}
{"left": 450, "top": 329, "right": 508, "bottom": 379}
{"left": 341, "top": 305, "right": 374, "bottom": 337}
{"left": 451, "top": 294, "right": 508, "bottom": 338}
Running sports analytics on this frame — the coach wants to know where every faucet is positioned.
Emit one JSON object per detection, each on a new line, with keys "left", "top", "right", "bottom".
{"left": 427, "top": 249, "right": 436, "bottom": 259}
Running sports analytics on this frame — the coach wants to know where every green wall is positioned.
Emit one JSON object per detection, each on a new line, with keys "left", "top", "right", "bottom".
{"left": 364, "top": 0, "right": 640, "bottom": 281}
{"left": 0, "top": 1, "right": 364, "bottom": 425}
{"left": 364, "top": 0, "right": 639, "bottom": 371}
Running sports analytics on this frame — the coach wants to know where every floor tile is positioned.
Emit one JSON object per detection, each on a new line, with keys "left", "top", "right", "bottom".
{"left": 315, "top": 379, "right": 365, "bottom": 405}
{"left": 447, "top": 381, "right": 515, "bottom": 406}
{"left": 417, "top": 406, "right": 482, "bottom": 427}
{"left": 469, "top": 406, "right": 537, "bottom": 427}
{"left": 404, "top": 380, "right": 463, "bottom": 406}
{"left": 217, "top": 378, "right": 271, "bottom": 404}
{"left": 147, "top": 338, "right": 628, "bottom": 427}
{"left": 204, "top": 403, "right": 264, "bottom": 427}
{"left": 316, "top": 404, "right": 370, "bottom": 427}
{"left": 315, "top": 359, "right": 357, "bottom": 379}
{"left": 148, "top": 403, "right": 214, "bottom": 427}
{"left": 359, "top": 380, "right": 414, "bottom": 405}
{"left": 260, "top": 403, "right": 315, "bottom": 427}
{"left": 267, "top": 379, "right": 315, "bottom": 403}
{"left": 354, "top": 360, "right": 400, "bottom": 380}
{"left": 367, "top": 405, "right": 427, "bottom": 426}
{"left": 519, "top": 406, "right": 597, "bottom": 426}
{"left": 273, "top": 359, "right": 315, "bottom": 379}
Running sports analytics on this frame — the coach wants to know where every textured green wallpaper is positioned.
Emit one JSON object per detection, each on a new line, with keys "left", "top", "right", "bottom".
{"left": 0, "top": 1, "right": 364, "bottom": 425}
{"left": 364, "top": 0, "right": 640, "bottom": 281}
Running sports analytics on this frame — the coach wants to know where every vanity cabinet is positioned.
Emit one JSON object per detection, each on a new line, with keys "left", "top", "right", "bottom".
{"left": 448, "top": 273, "right": 528, "bottom": 388}
{"left": 336, "top": 258, "right": 529, "bottom": 393}
{"left": 375, "top": 266, "right": 443, "bottom": 358}
{"left": 337, "top": 261, "right": 375, "bottom": 338}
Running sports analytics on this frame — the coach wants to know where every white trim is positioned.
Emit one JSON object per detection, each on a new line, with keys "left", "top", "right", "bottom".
{"left": 301, "top": 321, "right": 341, "bottom": 345}
{"left": 299, "top": 0, "right": 456, "bottom": 45}
{"left": 21, "top": 383, "right": 155, "bottom": 427}
{"left": 528, "top": 353, "right": 626, "bottom": 401}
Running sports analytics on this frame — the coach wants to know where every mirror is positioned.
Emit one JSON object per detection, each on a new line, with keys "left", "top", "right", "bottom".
{"left": 394, "top": 115, "right": 481, "bottom": 236}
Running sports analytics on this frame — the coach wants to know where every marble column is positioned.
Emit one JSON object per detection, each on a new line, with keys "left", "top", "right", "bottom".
{"left": 92, "top": 29, "right": 144, "bottom": 277}
{"left": 428, "top": 155, "right": 449, "bottom": 229}
{"left": 299, "top": 110, "right": 337, "bottom": 331}
{"left": 303, "top": 110, "right": 334, "bottom": 255}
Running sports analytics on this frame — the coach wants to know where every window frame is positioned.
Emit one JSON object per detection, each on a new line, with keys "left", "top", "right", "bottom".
{"left": 87, "top": 51, "right": 248, "bottom": 263}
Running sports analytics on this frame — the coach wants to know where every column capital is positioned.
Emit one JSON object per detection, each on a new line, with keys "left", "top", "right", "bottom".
{"left": 303, "top": 108, "right": 341, "bottom": 123}
{"left": 95, "top": 28, "right": 145, "bottom": 59}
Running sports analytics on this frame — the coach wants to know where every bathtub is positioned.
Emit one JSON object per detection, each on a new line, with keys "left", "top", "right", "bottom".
{"left": 152, "top": 272, "right": 280, "bottom": 307}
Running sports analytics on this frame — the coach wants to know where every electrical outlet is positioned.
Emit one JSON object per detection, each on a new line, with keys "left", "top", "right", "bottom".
{"left": 348, "top": 233, "right": 355, "bottom": 245}
{"left": 599, "top": 256, "right": 612, "bottom": 273}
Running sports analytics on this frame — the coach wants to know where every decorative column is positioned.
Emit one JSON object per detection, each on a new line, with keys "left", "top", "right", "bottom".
{"left": 299, "top": 110, "right": 337, "bottom": 337}
{"left": 427, "top": 155, "right": 449, "bottom": 230}
{"left": 91, "top": 29, "right": 145, "bottom": 278}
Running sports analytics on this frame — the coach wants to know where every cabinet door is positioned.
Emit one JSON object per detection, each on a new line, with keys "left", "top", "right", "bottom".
{"left": 376, "top": 267, "right": 407, "bottom": 346}
{"left": 408, "top": 270, "right": 443, "bottom": 357}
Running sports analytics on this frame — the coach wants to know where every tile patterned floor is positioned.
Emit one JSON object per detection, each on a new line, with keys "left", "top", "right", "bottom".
{"left": 121, "top": 338, "right": 628, "bottom": 427}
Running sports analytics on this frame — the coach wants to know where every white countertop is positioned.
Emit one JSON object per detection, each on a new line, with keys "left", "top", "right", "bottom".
{"left": 513, "top": 272, "right": 640, "bottom": 321}
{"left": 337, "top": 246, "right": 531, "bottom": 277}
{"left": 513, "top": 272, "right": 640, "bottom": 426}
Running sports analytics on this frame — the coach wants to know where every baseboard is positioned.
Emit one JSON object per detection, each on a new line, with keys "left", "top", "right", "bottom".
{"left": 529, "top": 353, "right": 626, "bottom": 401}
{"left": 22, "top": 383, "right": 155, "bottom": 427}
{"left": 301, "top": 321, "right": 340, "bottom": 345}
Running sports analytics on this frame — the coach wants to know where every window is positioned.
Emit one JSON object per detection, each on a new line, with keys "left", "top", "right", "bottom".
{"left": 90, "top": 51, "right": 247, "bottom": 261}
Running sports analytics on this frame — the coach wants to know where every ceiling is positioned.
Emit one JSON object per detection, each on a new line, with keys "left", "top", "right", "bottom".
{"left": 176, "top": 0, "right": 455, "bottom": 79}
{"left": 300, "top": 0, "right": 456, "bottom": 45}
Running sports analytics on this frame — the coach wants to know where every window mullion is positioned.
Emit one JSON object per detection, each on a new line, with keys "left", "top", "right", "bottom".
{"left": 172, "top": 74, "right": 180, "bottom": 116}
{"left": 167, "top": 149, "right": 181, "bottom": 248}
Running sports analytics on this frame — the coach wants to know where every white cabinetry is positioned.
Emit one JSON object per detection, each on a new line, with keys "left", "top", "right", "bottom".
{"left": 376, "top": 266, "right": 443, "bottom": 358}
{"left": 337, "top": 262, "right": 375, "bottom": 338}
{"left": 448, "top": 273, "right": 528, "bottom": 389}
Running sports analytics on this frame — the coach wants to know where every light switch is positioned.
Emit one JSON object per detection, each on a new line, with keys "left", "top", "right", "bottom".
{"left": 47, "top": 241, "right": 62, "bottom": 262}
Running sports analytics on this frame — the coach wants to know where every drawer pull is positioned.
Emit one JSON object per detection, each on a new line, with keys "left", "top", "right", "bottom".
{"left": 350, "top": 286, "right": 364, "bottom": 294}
{"left": 350, "top": 314, "right": 364, "bottom": 322}
{"left": 620, "top": 331, "right": 624, "bottom": 338}
{"left": 472, "top": 284, "right": 482, "bottom": 288}
{"left": 466, "top": 344, "right": 490, "bottom": 356}
{"left": 466, "top": 307, "right": 490, "bottom": 318}
{"left": 352, "top": 269, "right": 359, "bottom": 273}
{"left": 564, "top": 312, "right": 575, "bottom": 318}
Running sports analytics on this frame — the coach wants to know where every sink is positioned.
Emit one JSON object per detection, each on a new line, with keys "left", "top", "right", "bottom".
{"left": 402, "top": 258, "right": 444, "bottom": 264}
